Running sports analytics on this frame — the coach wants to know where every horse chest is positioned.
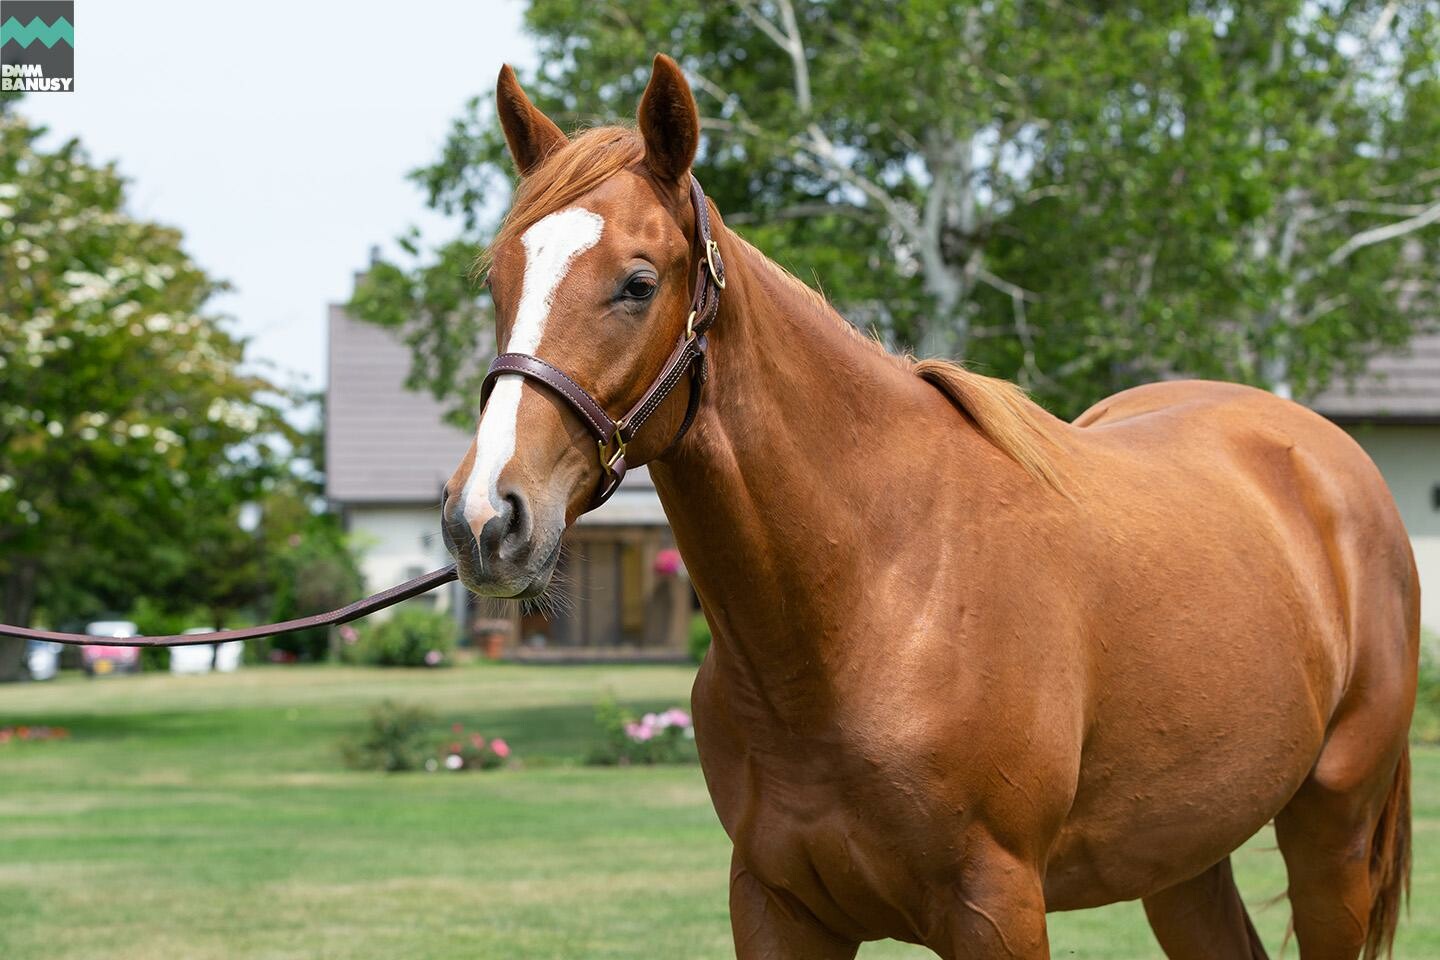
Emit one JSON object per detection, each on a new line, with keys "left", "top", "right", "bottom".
{"left": 695, "top": 708, "right": 949, "bottom": 940}
{"left": 723, "top": 758, "right": 933, "bottom": 940}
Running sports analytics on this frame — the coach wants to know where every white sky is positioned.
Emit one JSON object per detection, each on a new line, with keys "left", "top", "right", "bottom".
{"left": 21, "top": 0, "right": 534, "bottom": 393}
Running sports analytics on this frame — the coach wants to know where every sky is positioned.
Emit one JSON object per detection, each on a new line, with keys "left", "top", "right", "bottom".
{"left": 20, "top": 0, "right": 534, "bottom": 393}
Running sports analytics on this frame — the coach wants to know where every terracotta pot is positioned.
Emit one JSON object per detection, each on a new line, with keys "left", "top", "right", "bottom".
{"left": 482, "top": 632, "right": 506, "bottom": 660}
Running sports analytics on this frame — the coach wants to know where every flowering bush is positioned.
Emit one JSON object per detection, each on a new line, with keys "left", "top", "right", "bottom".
{"left": 588, "top": 696, "right": 696, "bottom": 766}
{"left": 342, "top": 704, "right": 515, "bottom": 773}
{"left": 341, "top": 700, "right": 435, "bottom": 772}
{"left": 425, "top": 722, "right": 514, "bottom": 773}
{"left": 339, "top": 607, "right": 456, "bottom": 668}
{"left": 0, "top": 725, "right": 70, "bottom": 744}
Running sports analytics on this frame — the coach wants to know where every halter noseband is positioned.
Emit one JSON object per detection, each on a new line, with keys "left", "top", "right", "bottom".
{"left": 479, "top": 174, "right": 726, "bottom": 511}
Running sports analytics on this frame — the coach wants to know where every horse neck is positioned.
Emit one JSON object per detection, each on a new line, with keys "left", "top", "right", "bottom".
{"left": 649, "top": 231, "right": 999, "bottom": 709}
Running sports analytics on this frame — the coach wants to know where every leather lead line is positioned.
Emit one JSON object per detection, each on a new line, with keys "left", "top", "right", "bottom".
{"left": 0, "top": 565, "right": 460, "bottom": 648}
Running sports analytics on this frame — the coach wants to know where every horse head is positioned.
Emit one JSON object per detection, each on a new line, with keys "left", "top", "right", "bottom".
{"left": 442, "top": 55, "right": 711, "bottom": 599}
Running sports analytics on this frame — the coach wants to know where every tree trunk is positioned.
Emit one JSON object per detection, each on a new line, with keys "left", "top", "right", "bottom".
{"left": 0, "top": 558, "right": 38, "bottom": 682}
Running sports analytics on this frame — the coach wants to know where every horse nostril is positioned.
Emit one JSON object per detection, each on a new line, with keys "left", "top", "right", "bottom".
{"left": 443, "top": 497, "right": 475, "bottom": 553}
{"left": 479, "top": 488, "right": 532, "bottom": 564}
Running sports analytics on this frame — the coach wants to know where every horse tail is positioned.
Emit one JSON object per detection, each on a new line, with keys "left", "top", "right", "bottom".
{"left": 1364, "top": 746, "right": 1410, "bottom": 959}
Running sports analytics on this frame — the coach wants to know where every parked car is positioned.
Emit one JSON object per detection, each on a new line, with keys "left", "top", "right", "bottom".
{"left": 82, "top": 621, "right": 141, "bottom": 676}
{"left": 25, "top": 640, "right": 61, "bottom": 681}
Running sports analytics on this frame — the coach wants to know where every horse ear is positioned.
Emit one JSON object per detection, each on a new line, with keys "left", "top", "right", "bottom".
{"left": 496, "top": 64, "right": 567, "bottom": 177}
{"left": 637, "top": 54, "right": 699, "bottom": 184}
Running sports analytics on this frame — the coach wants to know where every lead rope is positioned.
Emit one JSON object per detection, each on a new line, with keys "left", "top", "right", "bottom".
{"left": 0, "top": 565, "right": 459, "bottom": 648}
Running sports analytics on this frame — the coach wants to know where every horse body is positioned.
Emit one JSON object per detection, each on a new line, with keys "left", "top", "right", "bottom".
{"left": 655, "top": 235, "right": 1416, "bottom": 955}
{"left": 450, "top": 56, "right": 1417, "bottom": 958}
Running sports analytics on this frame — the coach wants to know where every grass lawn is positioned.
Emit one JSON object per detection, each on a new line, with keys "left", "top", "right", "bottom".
{"left": 1, "top": 664, "right": 1436, "bottom": 959}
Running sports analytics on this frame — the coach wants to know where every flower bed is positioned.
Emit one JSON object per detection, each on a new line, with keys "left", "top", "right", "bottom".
{"left": 341, "top": 701, "right": 516, "bottom": 772}
{"left": 0, "top": 725, "right": 70, "bottom": 744}
{"left": 589, "top": 697, "right": 696, "bottom": 766}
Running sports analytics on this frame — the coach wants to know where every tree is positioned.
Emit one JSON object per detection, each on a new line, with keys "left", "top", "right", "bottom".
{"left": 0, "top": 110, "right": 291, "bottom": 678}
{"left": 354, "top": 1, "right": 1440, "bottom": 422}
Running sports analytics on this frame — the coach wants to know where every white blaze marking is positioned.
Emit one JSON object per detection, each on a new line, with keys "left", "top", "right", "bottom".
{"left": 462, "top": 207, "right": 605, "bottom": 530}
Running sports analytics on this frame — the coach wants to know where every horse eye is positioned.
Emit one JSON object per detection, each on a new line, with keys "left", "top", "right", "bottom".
{"left": 622, "top": 274, "right": 657, "bottom": 301}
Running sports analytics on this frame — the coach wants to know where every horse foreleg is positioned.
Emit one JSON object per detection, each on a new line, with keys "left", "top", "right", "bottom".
{"left": 729, "top": 854, "right": 859, "bottom": 960}
{"left": 1141, "top": 857, "right": 1268, "bottom": 959}
{"left": 935, "top": 843, "right": 1050, "bottom": 960}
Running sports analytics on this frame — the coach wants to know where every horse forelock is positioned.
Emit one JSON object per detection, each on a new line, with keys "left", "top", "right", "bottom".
{"left": 478, "top": 126, "right": 646, "bottom": 280}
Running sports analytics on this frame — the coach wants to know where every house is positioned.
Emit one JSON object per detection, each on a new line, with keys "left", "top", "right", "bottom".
{"left": 1311, "top": 330, "right": 1440, "bottom": 635}
{"left": 325, "top": 304, "right": 691, "bottom": 658}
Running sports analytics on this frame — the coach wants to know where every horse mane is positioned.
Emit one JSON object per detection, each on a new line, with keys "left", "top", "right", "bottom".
{"left": 481, "top": 126, "right": 1065, "bottom": 491}
{"left": 725, "top": 232, "right": 1065, "bottom": 491}
{"left": 910, "top": 358, "right": 1066, "bottom": 491}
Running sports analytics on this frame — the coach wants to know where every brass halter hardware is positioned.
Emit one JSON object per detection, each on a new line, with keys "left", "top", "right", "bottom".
{"left": 706, "top": 240, "right": 726, "bottom": 289}
{"left": 600, "top": 422, "right": 628, "bottom": 477}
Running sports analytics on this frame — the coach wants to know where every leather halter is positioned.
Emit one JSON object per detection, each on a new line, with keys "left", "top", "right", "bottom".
{"left": 480, "top": 174, "right": 726, "bottom": 511}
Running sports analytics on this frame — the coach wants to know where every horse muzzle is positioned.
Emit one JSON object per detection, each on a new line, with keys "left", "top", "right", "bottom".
{"left": 441, "top": 488, "right": 561, "bottom": 599}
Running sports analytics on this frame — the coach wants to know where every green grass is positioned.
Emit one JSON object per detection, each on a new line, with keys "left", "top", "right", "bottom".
{"left": 0, "top": 664, "right": 1436, "bottom": 959}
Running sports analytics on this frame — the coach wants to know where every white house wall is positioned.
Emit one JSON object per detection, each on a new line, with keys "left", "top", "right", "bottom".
{"left": 1343, "top": 424, "right": 1440, "bottom": 634}
{"left": 349, "top": 505, "right": 454, "bottom": 615}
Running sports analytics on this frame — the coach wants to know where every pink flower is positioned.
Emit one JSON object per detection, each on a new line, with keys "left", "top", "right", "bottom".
{"left": 339, "top": 625, "right": 358, "bottom": 645}
{"left": 469, "top": 733, "right": 486, "bottom": 749}
{"left": 490, "top": 738, "right": 511, "bottom": 759}
{"left": 425, "top": 650, "right": 443, "bottom": 666}
{"left": 452, "top": 723, "right": 464, "bottom": 734}
{"left": 660, "top": 709, "right": 692, "bottom": 729}
{"left": 625, "top": 722, "right": 654, "bottom": 742}
{"left": 445, "top": 754, "right": 463, "bottom": 770}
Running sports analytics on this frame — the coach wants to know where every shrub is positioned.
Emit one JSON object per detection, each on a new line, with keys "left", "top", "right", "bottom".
{"left": 342, "top": 700, "right": 435, "bottom": 772}
{"left": 342, "top": 705, "right": 516, "bottom": 773}
{"left": 588, "top": 695, "right": 697, "bottom": 766}
{"left": 688, "top": 611, "right": 712, "bottom": 663}
{"left": 342, "top": 606, "right": 456, "bottom": 667}
{"left": 431, "top": 721, "right": 513, "bottom": 772}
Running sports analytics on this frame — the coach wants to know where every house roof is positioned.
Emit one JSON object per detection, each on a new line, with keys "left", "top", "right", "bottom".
{"left": 1309, "top": 329, "right": 1440, "bottom": 424}
{"left": 326, "top": 306, "right": 664, "bottom": 524}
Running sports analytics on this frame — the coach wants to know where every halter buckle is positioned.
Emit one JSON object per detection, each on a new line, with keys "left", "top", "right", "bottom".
{"left": 685, "top": 310, "right": 698, "bottom": 342}
{"left": 705, "top": 240, "right": 726, "bottom": 289}
{"left": 599, "top": 422, "right": 628, "bottom": 476}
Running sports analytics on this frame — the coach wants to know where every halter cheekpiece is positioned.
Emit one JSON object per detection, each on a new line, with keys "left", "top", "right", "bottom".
{"left": 480, "top": 174, "right": 726, "bottom": 511}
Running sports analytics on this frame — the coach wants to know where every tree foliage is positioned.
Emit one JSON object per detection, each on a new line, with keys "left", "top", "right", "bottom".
{"left": 0, "top": 110, "right": 298, "bottom": 674}
{"left": 359, "top": 1, "right": 1440, "bottom": 420}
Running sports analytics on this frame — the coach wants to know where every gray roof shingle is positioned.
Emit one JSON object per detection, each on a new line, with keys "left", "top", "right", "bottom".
{"left": 326, "top": 306, "right": 471, "bottom": 503}
{"left": 1310, "top": 329, "right": 1440, "bottom": 423}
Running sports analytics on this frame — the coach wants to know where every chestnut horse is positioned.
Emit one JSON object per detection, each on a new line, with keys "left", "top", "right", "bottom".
{"left": 442, "top": 56, "right": 1418, "bottom": 959}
